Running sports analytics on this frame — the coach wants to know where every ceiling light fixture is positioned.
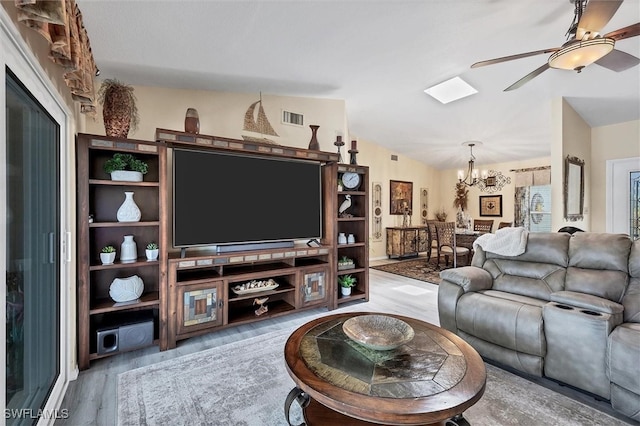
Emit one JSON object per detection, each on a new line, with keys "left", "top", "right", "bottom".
{"left": 424, "top": 76, "right": 478, "bottom": 104}
{"left": 457, "top": 141, "right": 491, "bottom": 188}
{"left": 548, "top": 37, "right": 615, "bottom": 72}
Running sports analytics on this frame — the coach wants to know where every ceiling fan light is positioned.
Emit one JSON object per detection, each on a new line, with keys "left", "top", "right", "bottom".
{"left": 548, "top": 38, "right": 615, "bottom": 71}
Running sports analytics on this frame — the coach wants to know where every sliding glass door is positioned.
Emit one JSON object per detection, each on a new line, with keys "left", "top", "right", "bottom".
{"left": 5, "top": 70, "right": 60, "bottom": 424}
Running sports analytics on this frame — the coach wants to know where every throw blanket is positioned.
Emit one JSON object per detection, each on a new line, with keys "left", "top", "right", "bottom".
{"left": 473, "top": 226, "right": 529, "bottom": 256}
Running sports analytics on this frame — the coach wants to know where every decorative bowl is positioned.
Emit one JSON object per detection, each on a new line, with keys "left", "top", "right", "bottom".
{"left": 342, "top": 314, "right": 415, "bottom": 350}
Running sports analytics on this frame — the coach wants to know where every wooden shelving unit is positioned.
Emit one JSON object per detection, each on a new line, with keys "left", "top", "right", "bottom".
{"left": 76, "top": 134, "right": 167, "bottom": 370}
{"left": 329, "top": 163, "right": 370, "bottom": 307}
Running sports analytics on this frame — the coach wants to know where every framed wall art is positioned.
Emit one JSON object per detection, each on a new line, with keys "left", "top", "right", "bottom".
{"left": 390, "top": 180, "right": 413, "bottom": 215}
{"left": 479, "top": 195, "right": 502, "bottom": 217}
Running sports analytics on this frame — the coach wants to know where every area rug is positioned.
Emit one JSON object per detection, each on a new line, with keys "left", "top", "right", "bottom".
{"left": 371, "top": 258, "right": 445, "bottom": 284}
{"left": 117, "top": 328, "right": 628, "bottom": 426}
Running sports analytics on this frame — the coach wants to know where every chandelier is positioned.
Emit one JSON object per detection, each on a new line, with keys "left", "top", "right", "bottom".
{"left": 458, "top": 142, "right": 492, "bottom": 188}
{"left": 457, "top": 141, "right": 511, "bottom": 193}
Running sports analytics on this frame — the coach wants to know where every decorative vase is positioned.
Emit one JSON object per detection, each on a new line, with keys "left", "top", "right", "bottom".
{"left": 341, "top": 286, "right": 352, "bottom": 296}
{"left": 109, "top": 275, "right": 144, "bottom": 302}
{"left": 347, "top": 234, "right": 355, "bottom": 244}
{"left": 117, "top": 191, "right": 141, "bottom": 222}
{"left": 338, "top": 232, "right": 347, "bottom": 245}
{"left": 120, "top": 235, "right": 137, "bottom": 262}
{"left": 101, "top": 81, "right": 136, "bottom": 138}
{"left": 146, "top": 249, "right": 159, "bottom": 261}
{"left": 100, "top": 252, "right": 116, "bottom": 265}
{"left": 308, "top": 125, "right": 320, "bottom": 150}
{"left": 185, "top": 108, "right": 200, "bottom": 134}
{"left": 456, "top": 207, "right": 465, "bottom": 229}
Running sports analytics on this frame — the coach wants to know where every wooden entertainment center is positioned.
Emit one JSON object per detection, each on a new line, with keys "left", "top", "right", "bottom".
{"left": 76, "top": 130, "right": 369, "bottom": 368}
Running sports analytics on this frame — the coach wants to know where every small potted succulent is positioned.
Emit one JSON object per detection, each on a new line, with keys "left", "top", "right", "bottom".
{"left": 338, "top": 274, "right": 357, "bottom": 297}
{"left": 338, "top": 256, "right": 355, "bottom": 270}
{"left": 145, "top": 242, "right": 159, "bottom": 261}
{"left": 100, "top": 245, "right": 116, "bottom": 265}
{"left": 104, "top": 153, "right": 148, "bottom": 182}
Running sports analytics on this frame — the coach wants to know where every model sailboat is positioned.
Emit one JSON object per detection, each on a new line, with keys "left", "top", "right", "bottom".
{"left": 242, "top": 93, "right": 279, "bottom": 144}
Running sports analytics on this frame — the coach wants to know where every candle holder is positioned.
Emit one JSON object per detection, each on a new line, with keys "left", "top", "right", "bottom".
{"left": 349, "top": 140, "right": 358, "bottom": 165}
{"left": 334, "top": 135, "right": 345, "bottom": 163}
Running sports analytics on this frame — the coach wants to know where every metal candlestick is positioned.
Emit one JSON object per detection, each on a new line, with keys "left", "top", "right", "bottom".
{"left": 334, "top": 135, "right": 345, "bottom": 163}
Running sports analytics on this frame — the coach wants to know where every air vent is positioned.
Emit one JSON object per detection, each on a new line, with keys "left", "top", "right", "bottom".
{"left": 391, "top": 155, "right": 398, "bottom": 161}
{"left": 282, "top": 110, "right": 304, "bottom": 126}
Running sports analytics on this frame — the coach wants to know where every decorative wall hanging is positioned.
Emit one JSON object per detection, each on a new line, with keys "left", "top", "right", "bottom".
{"left": 372, "top": 182, "right": 383, "bottom": 241}
{"left": 479, "top": 195, "right": 503, "bottom": 217}
{"left": 476, "top": 170, "right": 511, "bottom": 193}
{"left": 15, "top": 0, "right": 99, "bottom": 114}
{"left": 242, "top": 93, "right": 279, "bottom": 144}
{"left": 420, "top": 188, "right": 428, "bottom": 224}
{"left": 390, "top": 180, "right": 412, "bottom": 215}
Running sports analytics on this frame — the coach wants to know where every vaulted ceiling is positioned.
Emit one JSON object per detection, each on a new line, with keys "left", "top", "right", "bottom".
{"left": 76, "top": 0, "right": 640, "bottom": 170}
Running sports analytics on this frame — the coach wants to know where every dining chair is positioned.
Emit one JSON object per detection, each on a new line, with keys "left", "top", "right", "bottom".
{"left": 435, "top": 221, "right": 470, "bottom": 268}
{"left": 473, "top": 219, "right": 494, "bottom": 233}
{"left": 498, "top": 221, "right": 512, "bottom": 229}
{"left": 425, "top": 220, "right": 439, "bottom": 262}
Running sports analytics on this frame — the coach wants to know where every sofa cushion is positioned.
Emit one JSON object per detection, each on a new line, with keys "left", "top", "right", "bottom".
{"left": 483, "top": 232, "right": 570, "bottom": 266}
{"left": 608, "top": 323, "right": 640, "bottom": 395}
{"left": 565, "top": 233, "right": 632, "bottom": 303}
{"left": 623, "top": 240, "right": 640, "bottom": 323}
{"left": 487, "top": 262, "right": 566, "bottom": 300}
{"left": 456, "top": 292, "right": 545, "bottom": 357}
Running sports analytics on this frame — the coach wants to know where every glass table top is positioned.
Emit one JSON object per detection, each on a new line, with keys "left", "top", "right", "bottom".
{"left": 299, "top": 316, "right": 467, "bottom": 399}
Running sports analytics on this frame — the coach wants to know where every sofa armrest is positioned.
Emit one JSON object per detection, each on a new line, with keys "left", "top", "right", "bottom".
{"left": 551, "top": 290, "right": 624, "bottom": 315}
{"left": 440, "top": 266, "right": 493, "bottom": 293}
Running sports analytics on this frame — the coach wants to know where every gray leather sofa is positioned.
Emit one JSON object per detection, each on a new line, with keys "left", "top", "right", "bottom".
{"left": 438, "top": 232, "right": 640, "bottom": 421}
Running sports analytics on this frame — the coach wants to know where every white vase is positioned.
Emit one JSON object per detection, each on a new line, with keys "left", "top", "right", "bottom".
{"left": 338, "top": 232, "right": 347, "bottom": 244}
{"left": 109, "top": 275, "right": 144, "bottom": 302}
{"left": 341, "top": 287, "right": 352, "bottom": 296}
{"left": 120, "top": 235, "right": 137, "bottom": 262}
{"left": 347, "top": 234, "right": 355, "bottom": 244}
{"left": 117, "top": 191, "right": 141, "bottom": 222}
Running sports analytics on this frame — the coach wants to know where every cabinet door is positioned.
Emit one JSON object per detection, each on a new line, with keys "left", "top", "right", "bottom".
{"left": 386, "top": 229, "right": 401, "bottom": 256}
{"left": 418, "top": 228, "right": 429, "bottom": 252}
{"left": 300, "top": 267, "right": 329, "bottom": 307}
{"left": 402, "top": 229, "right": 417, "bottom": 255}
{"left": 177, "top": 280, "right": 224, "bottom": 335}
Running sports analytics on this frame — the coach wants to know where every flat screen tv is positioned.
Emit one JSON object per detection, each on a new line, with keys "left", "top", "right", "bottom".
{"left": 173, "top": 148, "right": 322, "bottom": 249}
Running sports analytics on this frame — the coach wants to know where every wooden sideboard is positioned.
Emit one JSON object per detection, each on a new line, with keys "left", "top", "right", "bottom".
{"left": 386, "top": 226, "right": 429, "bottom": 259}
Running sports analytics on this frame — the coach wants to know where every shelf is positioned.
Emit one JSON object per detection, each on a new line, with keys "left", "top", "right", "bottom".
{"left": 89, "top": 221, "right": 160, "bottom": 228}
{"left": 338, "top": 217, "right": 365, "bottom": 222}
{"left": 337, "top": 242, "right": 365, "bottom": 248}
{"left": 337, "top": 267, "right": 365, "bottom": 275}
{"left": 90, "top": 292, "right": 160, "bottom": 314}
{"left": 228, "top": 284, "right": 295, "bottom": 302}
{"left": 227, "top": 299, "right": 296, "bottom": 325}
{"left": 338, "top": 190, "right": 366, "bottom": 196}
{"left": 90, "top": 259, "right": 159, "bottom": 270}
{"left": 222, "top": 262, "right": 297, "bottom": 278}
{"left": 337, "top": 288, "right": 367, "bottom": 304}
{"left": 89, "top": 179, "right": 159, "bottom": 187}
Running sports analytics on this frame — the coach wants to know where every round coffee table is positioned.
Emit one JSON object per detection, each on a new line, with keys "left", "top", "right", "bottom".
{"left": 284, "top": 312, "right": 486, "bottom": 426}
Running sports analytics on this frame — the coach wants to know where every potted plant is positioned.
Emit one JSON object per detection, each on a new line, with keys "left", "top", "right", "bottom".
{"left": 145, "top": 242, "right": 159, "bottom": 261}
{"left": 100, "top": 245, "right": 116, "bottom": 265}
{"left": 97, "top": 79, "right": 140, "bottom": 138}
{"left": 337, "top": 178, "right": 343, "bottom": 192}
{"left": 338, "top": 274, "right": 357, "bottom": 296}
{"left": 104, "top": 153, "right": 148, "bottom": 182}
{"left": 338, "top": 256, "right": 355, "bottom": 270}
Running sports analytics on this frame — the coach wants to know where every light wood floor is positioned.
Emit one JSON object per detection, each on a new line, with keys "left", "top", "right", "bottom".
{"left": 56, "top": 258, "right": 631, "bottom": 425}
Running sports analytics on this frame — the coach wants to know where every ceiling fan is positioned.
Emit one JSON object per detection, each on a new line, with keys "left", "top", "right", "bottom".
{"left": 471, "top": 0, "right": 640, "bottom": 91}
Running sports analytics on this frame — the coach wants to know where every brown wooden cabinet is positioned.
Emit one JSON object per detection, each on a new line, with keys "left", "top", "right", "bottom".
{"left": 167, "top": 246, "right": 332, "bottom": 347}
{"left": 386, "top": 226, "right": 428, "bottom": 259}
{"left": 331, "top": 164, "right": 369, "bottom": 307}
{"left": 76, "top": 134, "right": 167, "bottom": 370}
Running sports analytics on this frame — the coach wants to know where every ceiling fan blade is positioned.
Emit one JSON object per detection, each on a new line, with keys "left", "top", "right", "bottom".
{"left": 504, "top": 63, "right": 550, "bottom": 92}
{"left": 576, "top": 0, "right": 623, "bottom": 37}
{"left": 471, "top": 48, "right": 559, "bottom": 68}
{"left": 604, "top": 22, "right": 640, "bottom": 41}
{"left": 595, "top": 48, "right": 640, "bottom": 71}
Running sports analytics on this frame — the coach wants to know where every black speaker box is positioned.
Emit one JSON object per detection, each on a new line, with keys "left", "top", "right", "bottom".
{"left": 96, "top": 320, "right": 153, "bottom": 355}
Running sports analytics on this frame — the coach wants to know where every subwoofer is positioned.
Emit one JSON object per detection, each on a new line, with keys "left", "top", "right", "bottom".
{"left": 97, "top": 320, "right": 153, "bottom": 355}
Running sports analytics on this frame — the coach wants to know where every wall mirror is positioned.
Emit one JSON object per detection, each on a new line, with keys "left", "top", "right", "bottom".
{"left": 564, "top": 155, "right": 585, "bottom": 221}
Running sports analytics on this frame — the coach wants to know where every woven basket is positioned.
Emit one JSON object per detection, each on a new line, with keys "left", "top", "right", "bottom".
{"left": 101, "top": 84, "right": 136, "bottom": 138}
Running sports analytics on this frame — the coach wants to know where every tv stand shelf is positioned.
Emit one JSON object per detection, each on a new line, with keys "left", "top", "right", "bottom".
{"left": 167, "top": 244, "right": 334, "bottom": 348}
